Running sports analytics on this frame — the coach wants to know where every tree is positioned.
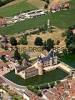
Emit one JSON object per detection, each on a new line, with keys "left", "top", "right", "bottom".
{"left": 43, "top": 38, "right": 54, "bottom": 51}
{"left": 39, "top": 23, "right": 47, "bottom": 32}
{"left": 44, "top": 23, "right": 48, "bottom": 31}
{"left": 45, "top": 0, "right": 49, "bottom": 4}
{"left": 65, "top": 25, "right": 75, "bottom": 53}
{"left": 10, "top": 37, "right": 17, "bottom": 46}
{"left": 19, "top": 35, "right": 28, "bottom": 45}
{"left": 21, "top": 52, "right": 30, "bottom": 61}
{"left": 43, "top": 41, "right": 46, "bottom": 49}
{"left": 1, "top": 55, "right": 6, "bottom": 62}
{"left": 14, "top": 49, "right": 21, "bottom": 60}
{"left": 56, "top": 40, "right": 60, "bottom": 45}
{"left": 44, "top": 4, "right": 48, "bottom": 9}
{"left": 42, "top": 0, "right": 49, "bottom": 4}
{"left": 34, "top": 37, "right": 43, "bottom": 46}
{"left": 13, "top": 95, "right": 23, "bottom": 100}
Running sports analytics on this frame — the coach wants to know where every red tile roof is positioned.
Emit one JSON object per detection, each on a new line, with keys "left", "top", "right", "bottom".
{"left": 0, "top": 51, "right": 13, "bottom": 57}
{"left": 43, "top": 78, "right": 75, "bottom": 100}
{"left": 0, "top": 61, "right": 7, "bottom": 68}
{"left": 0, "top": 77, "right": 5, "bottom": 84}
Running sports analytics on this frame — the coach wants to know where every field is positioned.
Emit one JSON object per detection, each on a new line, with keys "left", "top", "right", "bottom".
{"left": 0, "top": 0, "right": 36, "bottom": 17}
{"left": 0, "top": 15, "right": 48, "bottom": 35}
{"left": 4, "top": 68, "right": 68, "bottom": 86}
{"left": 27, "top": 28, "right": 64, "bottom": 46}
{"left": 0, "top": 0, "right": 75, "bottom": 35}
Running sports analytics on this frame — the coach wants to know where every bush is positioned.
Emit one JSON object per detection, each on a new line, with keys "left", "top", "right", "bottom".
{"left": 39, "top": 83, "right": 49, "bottom": 89}
{"left": 62, "top": 32, "right": 66, "bottom": 37}
{"left": 27, "top": 85, "right": 42, "bottom": 96}
{"left": 21, "top": 52, "right": 30, "bottom": 61}
{"left": 50, "top": 82, "right": 55, "bottom": 88}
{"left": 19, "top": 35, "right": 28, "bottom": 45}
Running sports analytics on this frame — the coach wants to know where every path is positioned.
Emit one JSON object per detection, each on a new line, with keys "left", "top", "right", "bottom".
{"left": 0, "top": 76, "right": 27, "bottom": 91}
{"left": 59, "top": 62, "right": 73, "bottom": 73}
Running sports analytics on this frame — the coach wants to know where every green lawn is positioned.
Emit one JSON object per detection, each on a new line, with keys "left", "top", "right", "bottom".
{"left": 50, "top": 0, "right": 75, "bottom": 28}
{"left": 0, "top": 15, "right": 49, "bottom": 35}
{"left": 60, "top": 53, "right": 75, "bottom": 68}
{"left": 4, "top": 68, "right": 68, "bottom": 86}
{"left": 0, "top": 0, "right": 75, "bottom": 34}
{"left": 0, "top": 1, "right": 36, "bottom": 17}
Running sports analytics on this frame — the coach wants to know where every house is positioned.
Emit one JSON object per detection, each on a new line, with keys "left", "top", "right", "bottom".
{"left": 42, "top": 77, "right": 75, "bottom": 100}
{"left": 0, "top": 61, "right": 7, "bottom": 71}
{"left": 0, "top": 60, "right": 17, "bottom": 75}
{"left": 0, "top": 17, "right": 7, "bottom": 27}
{"left": 0, "top": 77, "right": 5, "bottom": 84}
{"left": 49, "top": 0, "right": 70, "bottom": 13}
{"left": 0, "top": 35, "right": 9, "bottom": 49}
{"left": 0, "top": 51, "right": 14, "bottom": 61}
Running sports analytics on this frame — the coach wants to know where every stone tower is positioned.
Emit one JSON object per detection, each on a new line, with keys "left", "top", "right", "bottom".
{"left": 70, "top": 69, "right": 75, "bottom": 78}
{"left": 22, "top": 59, "right": 28, "bottom": 67}
{"left": 37, "top": 59, "right": 43, "bottom": 75}
{"left": 53, "top": 56, "right": 58, "bottom": 65}
{"left": 53, "top": 49, "right": 58, "bottom": 65}
{"left": 50, "top": 57, "right": 53, "bottom": 66}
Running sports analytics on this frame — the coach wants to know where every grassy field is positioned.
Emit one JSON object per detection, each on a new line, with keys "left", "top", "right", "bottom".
{"left": 0, "top": 0, "right": 75, "bottom": 35}
{"left": 0, "top": 1, "right": 36, "bottom": 17}
{"left": 27, "top": 28, "right": 64, "bottom": 45}
{"left": 60, "top": 53, "right": 75, "bottom": 68}
{"left": 0, "top": 15, "right": 49, "bottom": 35}
{"left": 4, "top": 68, "right": 68, "bottom": 86}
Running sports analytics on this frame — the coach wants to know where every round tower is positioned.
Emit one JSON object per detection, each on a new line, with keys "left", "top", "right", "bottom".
{"left": 22, "top": 59, "right": 27, "bottom": 67}
{"left": 37, "top": 60, "right": 43, "bottom": 75}
{"left": 53, "top": 56, "right": 58, "bottom": 65}
{"left": 50, "top": 57, "right": 53, "bottom": 66}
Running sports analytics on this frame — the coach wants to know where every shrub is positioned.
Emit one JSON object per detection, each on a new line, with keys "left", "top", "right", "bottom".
{"left": 19, "top": 35, "right": 28, "bottom": 45}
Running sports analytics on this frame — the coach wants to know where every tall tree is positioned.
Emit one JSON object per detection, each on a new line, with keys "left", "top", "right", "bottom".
{"left": 65, "top": 25, "right": 75, "bottom": 53}
{"left": 43, "top": 38, "right": 54, "bottom": 51}
{"left": 44, "top": 4, "right": 48, "bottom": 9}
{"left": 14, "top": 49, "right": 21, "bottom": 60}
{"left": 10, "top": 37, "right": 17, "bottom": 46}
{"left": 43, "top": 41, "right": 47, "bottom": 49}
{"left": 34, "top": 37, "right": 43, "bottom": 46}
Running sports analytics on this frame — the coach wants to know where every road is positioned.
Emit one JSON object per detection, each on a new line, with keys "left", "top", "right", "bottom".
{"left": 0, "top": 75, "right": 28, "bottom": 91}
